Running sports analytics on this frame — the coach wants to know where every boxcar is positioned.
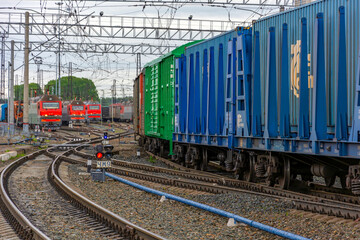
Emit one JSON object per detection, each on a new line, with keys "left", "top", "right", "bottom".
{"left": 133, "top": 75, "right": 139, "bottom": 134}
{"left": 172, "top": 0, "right": 360, "bottom": 193}
{"left": 142, "top": 41, "right": 201, "bottom": 156}
{"left": 139, "top": 0, "right": 360, "bottom": 195}
{"left": 101, "top": 106, "right": 110, "bottom": 120}
{"left": 173, "top": 28, "right": 250, "bottom": 170}
{"left": 134, "top": 72, "right": 145, "bottom": 140}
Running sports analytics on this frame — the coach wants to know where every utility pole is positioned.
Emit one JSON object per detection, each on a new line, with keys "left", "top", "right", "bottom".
{"left": 55, "top": 50, "right": 58, "bottom": 95}
{"left": 56, "top": 0, "right": 63, "bottom": 98}
{"left": 111, "top": 86, "right": 114, "bottom": 124}
{"left": 0, "top": 32, "right": 6, "bottom": 102}
{"left": 70, "top": 62, "right": 73, "bottom": 100}
{"left": 100, "top": 89, "right": 104, "bottom": 126}
{"left": 35, "top": 57, "right": 42, "bottom": 94}
{"left": 9, "top": 40, "right": 14, "bottom": 135}
{"left": 40, "top": 70, "right": 43, "bottom": 92}
{"left": 23, "top": 11, "right": 30, "bottom": 135}
{"left": 113, "top": 79, "right": 116, "bottom": 104}
{"left": 136, "top": 53, "right": 141, "bottom": 76}
{"left": 66, "top": 62, "right": 71, "bottom": 99}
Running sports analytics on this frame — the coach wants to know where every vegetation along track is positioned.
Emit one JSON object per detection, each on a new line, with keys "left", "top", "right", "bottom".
{"left": 73, "top": 148, "right": 360, "bottom": 221}
{"left": 0, "top": 131, "right": 163, "bottom": 240}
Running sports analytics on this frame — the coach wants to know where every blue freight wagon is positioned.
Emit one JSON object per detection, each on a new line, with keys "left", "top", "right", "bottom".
{"left": 0, "top": 103, "right": 8, "bottom": 121}
{"left": 170, "top": 0, "right": 360, "bottom": 194}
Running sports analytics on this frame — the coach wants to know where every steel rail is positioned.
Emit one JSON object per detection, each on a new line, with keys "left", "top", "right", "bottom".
{"left": 0, "top": 129, "right": 138, "bottom": 240}
{"left": 48, "top": 150, "right": 165, "bottom": 240}
{"left": 72, "top": 147, "right": 360, "bottom": 220}
{"left": 0, "top": 150, "right": 51, "bottom": 240}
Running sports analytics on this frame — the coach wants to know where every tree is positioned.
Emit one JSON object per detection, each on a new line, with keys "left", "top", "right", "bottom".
{"left": 15, "top": 83, "right": 43, "bottom": 101}
{"left": 45, "top": 76, "right": 99, "bottom": 101}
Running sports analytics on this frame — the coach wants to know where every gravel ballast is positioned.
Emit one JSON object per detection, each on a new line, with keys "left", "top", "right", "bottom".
{"left": 67, "top": 162, "right": 360, "bottom": 240}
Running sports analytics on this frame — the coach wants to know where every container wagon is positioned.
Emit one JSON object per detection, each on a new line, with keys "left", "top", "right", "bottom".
{"left": 134, "top": 72, "right": 145, "bottom": 142}
{"left": 135, "top": 0, "right": 360, "bottom": 195}
{"left": 140, "top": 41, "right": 201, "bottom": 156}
{"left": 28, "top": 94, "right": 62, "bottom": 130}
{"left": 133, "top": 76, "right": 139, "bottom": 134}
{"left": 102, "top": 106, "right": 110, "bottom": 121}
{"left": 62, "top": 100, "right": 86, "bottom": 125}
{"left": 120, "top": 105, "right": 133, "bottom": 122}
{"left": 108, "top": 103, "right": 133, "bottom": 122}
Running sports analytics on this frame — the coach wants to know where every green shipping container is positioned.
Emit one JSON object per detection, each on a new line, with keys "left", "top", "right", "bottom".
{"left": 144, "top": 41, "right": 201, "bottom": 155}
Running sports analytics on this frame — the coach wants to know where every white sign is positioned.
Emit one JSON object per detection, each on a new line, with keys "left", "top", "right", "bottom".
{"left": 97, "top": 161, "right": 111, "bottom": 168}
{"left": 102, "top": 140, "right": 109, "bottom": 145}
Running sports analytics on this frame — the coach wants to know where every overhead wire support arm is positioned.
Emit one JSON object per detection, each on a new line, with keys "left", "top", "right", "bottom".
{"left": 0, "top": 13, "right": 249, "bottom": 41}
{"left": 4, "top": 41, "right": 175, "bottom": 55}
{"left": 42, "top": 0, "right": 295, "bottom": 7}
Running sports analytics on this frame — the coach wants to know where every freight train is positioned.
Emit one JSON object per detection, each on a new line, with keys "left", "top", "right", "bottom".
{"left": 28, "top": 94, "right": 62, "bottom": 130}
{"left": 102, "top": 103, "right": 133, "bottom": 122}
{"left": 134, "top": 0, "right": 360, "bottom": 195}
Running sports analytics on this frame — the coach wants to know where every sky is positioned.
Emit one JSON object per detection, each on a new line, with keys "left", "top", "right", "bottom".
{"left": 0, "top": 0, "right": 287, "bottom": 98}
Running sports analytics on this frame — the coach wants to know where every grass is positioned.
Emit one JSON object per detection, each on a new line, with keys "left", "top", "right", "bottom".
{"left": 148, "top": 155, "right": 156, "bottom": 163}
{"left": 9, "top": 153, "right": 26, "bottom": 160}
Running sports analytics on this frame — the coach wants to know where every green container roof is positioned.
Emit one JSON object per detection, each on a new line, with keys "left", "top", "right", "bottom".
{"left": 143, "top": 40, "right": 203, "bottom": 68}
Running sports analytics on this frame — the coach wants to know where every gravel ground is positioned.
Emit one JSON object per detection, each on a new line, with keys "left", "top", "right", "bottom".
{"left": 8, "top": 156, "right": 116, "bottom": 240}
{"left": 68, "top": 163, "right": 360, "bottom": 240}
{"left": 112, "top": 144, "right": 172, "bottom": 169}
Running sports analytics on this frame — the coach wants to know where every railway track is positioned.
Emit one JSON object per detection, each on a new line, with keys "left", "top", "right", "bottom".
{"left": 0, "top": 131, "right": 164, "bottom": 240}
{"left": 73, "top": 147, "right": 360, "bottom": 221}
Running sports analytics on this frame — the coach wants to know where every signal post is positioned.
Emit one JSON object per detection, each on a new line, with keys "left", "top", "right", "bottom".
{"left": 90, "top": 132, "right": 113, "bottom": 182}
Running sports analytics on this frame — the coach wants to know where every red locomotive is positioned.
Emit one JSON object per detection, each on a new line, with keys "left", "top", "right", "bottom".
{"left": 85, "top": 102, "right": 101, "bottom": 123}
{"left": 29, "top": 95, "right": 62, "bottom": 130}
{"left": 62, "top": 100, "right": 86, "bottom": 125}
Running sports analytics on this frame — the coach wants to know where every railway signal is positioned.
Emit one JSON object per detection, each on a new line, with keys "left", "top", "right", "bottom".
{"left": 96, "top": 152, "right": 104, "bottom": 159}
{"left": 95, "top": 144, "right": 104, "bottom": 159}
{"left": 103, "top": 132, "right": 108, "bottom": 139}
{"left": 103, "top": 144, "right": 114, "bottom": 159}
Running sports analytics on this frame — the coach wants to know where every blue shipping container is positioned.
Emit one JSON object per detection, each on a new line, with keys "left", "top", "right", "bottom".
{"left": 253, "top": 0, "right": 360, "bottom": 137}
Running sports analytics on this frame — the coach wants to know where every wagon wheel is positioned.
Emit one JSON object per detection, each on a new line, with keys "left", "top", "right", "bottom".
{"left": 199, "top": 149, "right": 208, "bottom": 171}
{"left": 325, "top": 176, "right": 336, "bottom": 187}
{"left": 278, "top": 157, "right": 291, "bottom": 189}
{"left": 340, "top": 175, "right": 347, "bottom": 189}
{"left": 243, "top": 156, "right": 255, "bottom": 182}
{"left": 265, "top": 157, "right": 277, "bottom": 187}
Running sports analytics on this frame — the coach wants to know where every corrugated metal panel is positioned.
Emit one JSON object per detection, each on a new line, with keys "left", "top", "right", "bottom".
{"left": 253, "top": 0, "right": 360, "bottom": 133}
{"left": 185, "top": 30, "right": 238, "bottom": 137}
